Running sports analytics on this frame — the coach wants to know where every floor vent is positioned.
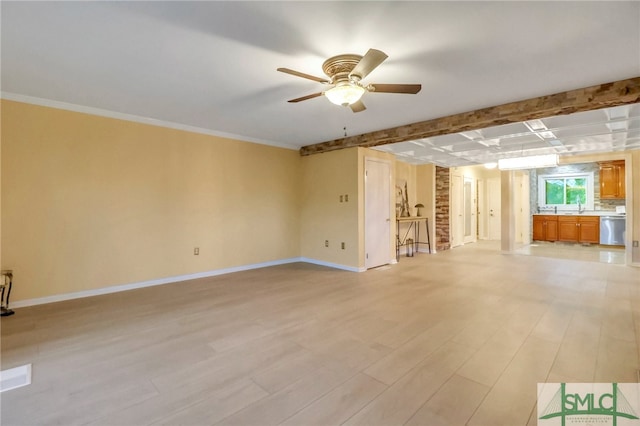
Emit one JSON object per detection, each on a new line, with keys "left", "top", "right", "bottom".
{"left": 0, "top": 364, "right": 31, "bottom": 392}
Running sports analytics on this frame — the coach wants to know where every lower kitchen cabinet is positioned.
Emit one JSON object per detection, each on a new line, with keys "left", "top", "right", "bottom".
{"left": 533, "top": 215, "right": 558, "bottom": 242}
{"left": 558, "top": 216, "right": 578, "bottom": 242}
{"left": 578, "top": 216, "right": 600, "bottom": 243}
{"left": 557, "top": 215, "right": 599, "bottom": 244}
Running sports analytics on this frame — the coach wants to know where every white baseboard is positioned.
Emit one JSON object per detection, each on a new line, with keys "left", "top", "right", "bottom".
{"left": 299, "top": 258, "right": 366, "bottom": 272}
{"left": 10, "top": 257, "right": 365, "bottom": 308}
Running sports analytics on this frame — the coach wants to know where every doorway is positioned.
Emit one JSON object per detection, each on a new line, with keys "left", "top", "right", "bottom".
{"left": 451, "top": 173, "right": 464, "bottom": 247}
{"left": 451, "top": 173, "right": 477, "bottom": 247}
{"left": 487, "top": 177, "right": 501, "bottom": 240}
{"left": 463, "top": 176, "right": 477, "bottom": 244}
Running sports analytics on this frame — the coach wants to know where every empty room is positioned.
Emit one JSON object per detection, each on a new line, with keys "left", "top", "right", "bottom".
{"left": 2, "top": 2, "right": 640, "bottom": 425}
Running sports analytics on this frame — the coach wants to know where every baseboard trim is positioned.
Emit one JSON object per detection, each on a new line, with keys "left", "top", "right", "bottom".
{"left": 299, "top": 258, "right": 366, "bottom": 273}
{"left": 10, "top": 257, "right": 364, "bottom": 308}
{"left": 11, "top": 258, "right": 303, "bottom": 308}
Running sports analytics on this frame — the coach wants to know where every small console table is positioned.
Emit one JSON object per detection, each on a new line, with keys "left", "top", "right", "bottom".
{"left": 1, "top": 270, "right": 14, "bottom": 316}
{"left": 396, "top": 217, "right": 431, "bottom": 261}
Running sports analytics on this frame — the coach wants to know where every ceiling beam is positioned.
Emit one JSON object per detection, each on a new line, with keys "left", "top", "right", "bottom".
{"left": 299, "top": 76, "right": 640, "bottom": 156}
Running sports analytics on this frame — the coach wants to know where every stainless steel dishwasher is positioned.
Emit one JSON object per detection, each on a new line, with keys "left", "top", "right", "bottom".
{"left": 600, "top": 215, "right": 626, "bottom": 246}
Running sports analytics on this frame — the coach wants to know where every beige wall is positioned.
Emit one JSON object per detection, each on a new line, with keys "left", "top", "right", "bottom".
{"left": 300, "top": 147, "right": 360, "bottom": 268}
{"left": 632, "top": 150, "right": 640, "bottom": 264}
{"left": 300, "top": 147, "right": 398, "bottom": 270}
{"left": 2, "top": 100, "right": 302, "bottom": 302}
{"left": 4, "top": 100, "right": 638, "bottom": 304}
{"left": 0, "top": 101, "right": 3, "bottom": 279}
{"left": 416, "top": 164, "right": 436, "bottom": 249}
{"left": 393, "top": 160, "right": 436, "bottom": 254}
{"left": 395, "top": 160, "right": 417, "bottom": 216}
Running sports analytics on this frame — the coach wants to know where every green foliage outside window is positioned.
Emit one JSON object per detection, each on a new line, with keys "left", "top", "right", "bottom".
{"left": 545, "top": 177, "right": 586, "bottom": 205}
{"left": 545, "top": 179, "right": 564, "bottom": 204}
{"left": 566, "top": 178, "right": 586, "bottom": 204}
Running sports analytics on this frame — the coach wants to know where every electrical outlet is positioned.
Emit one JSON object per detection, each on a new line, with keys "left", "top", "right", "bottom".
{"left": 194, "top": 247, "right": 199, "bottom": 255}
{"left": 339, "top": 195, "right": 343, "bottom": 203}
{"left": 341, "top": 242, "right": 345, "bottom": 250}
{"left": 325, "top": 240, "right": 329, "bottom": 247}
{"left": 345, "top": 194, "right": 349, "bottom": 202}
{"left": 634, "top": 241, "right": 639, "bottom": 248}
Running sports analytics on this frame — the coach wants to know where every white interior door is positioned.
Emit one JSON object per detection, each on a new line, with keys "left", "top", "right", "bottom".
{"left": 451, "top": 173, "right": 464, "bottom": 247}
{"left": 365, "top": 158, "right": 391, "bottom": 269}
{"left": 477, "top": 179, "right": 487, "bottom": 239}
{"left": 487, "top": 178, "right": 501, "bottom": 240}
{"left": 463, "top": 176, "right": 477, "bottom": 244}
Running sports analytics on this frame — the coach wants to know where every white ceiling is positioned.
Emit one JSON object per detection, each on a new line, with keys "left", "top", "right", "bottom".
{"left": 2, "top": 1, "right": 639, "bottom": 166}
{"left": 375, "top": 104, "right": 640, "bottom": 166}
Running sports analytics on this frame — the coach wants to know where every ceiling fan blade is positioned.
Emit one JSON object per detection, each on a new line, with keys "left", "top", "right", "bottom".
{"left": 287, "top": 92, "right": 323, "bottom": 103}
{"left": 369, "top": 83, "right": 422, "bottom": 94}
{"left": 350, "top": 100, "right": 366, "bottom": 113}
{"left": 349, "top": 49, "right": 388, "bottom": 80}
{"left": 277, "top": 68, "right": 329, "bottom": 84}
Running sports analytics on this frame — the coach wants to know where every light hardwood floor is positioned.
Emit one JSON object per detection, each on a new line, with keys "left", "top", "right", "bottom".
{"left": 2, "top": 241, "right": 639, "bottom": 425}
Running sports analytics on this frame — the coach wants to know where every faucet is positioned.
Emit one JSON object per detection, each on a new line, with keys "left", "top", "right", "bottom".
{"left": 578, "top": 200, "right": 584, "bottom": 214}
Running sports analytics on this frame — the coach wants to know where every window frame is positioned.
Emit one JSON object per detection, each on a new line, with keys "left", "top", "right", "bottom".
{"left": 537, "top": 172, "right": 594, "bottom": 211}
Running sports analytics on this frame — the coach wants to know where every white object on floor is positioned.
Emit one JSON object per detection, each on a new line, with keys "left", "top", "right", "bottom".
{"left": 0, "top": 364, "right": 32, "bottom": 392}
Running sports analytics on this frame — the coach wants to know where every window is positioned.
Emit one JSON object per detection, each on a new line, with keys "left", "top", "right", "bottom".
{"left": 538, "top": 172, "right": 594, "bottom": 211}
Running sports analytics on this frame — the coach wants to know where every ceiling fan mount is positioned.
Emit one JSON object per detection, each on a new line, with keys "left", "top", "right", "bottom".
{"left": 277, "top": 48, "right": 421, "bottom": 113}
{"left": 322, "top": 54, "right": 363, "bottom": 83}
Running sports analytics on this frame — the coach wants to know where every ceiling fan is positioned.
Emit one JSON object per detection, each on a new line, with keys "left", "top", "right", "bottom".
{"left": 277, "top": 48, "right": 421, "bottom": 113}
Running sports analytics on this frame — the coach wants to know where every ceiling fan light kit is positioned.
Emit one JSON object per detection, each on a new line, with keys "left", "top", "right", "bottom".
{"left": 278, "top": 48, "right": 421, "bottom": 112}
{"left": 324, "top": 83, "right": 365, "bottom": 106}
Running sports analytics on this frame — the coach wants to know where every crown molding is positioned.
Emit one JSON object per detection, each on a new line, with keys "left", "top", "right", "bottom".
{"left": 0, "top": 92, "right": 299, "bottom": 151}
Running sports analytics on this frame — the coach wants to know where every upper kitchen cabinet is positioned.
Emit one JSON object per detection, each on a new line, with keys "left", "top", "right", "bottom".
{"left": 599, "top": 160, "right": 625, "bottom": 199}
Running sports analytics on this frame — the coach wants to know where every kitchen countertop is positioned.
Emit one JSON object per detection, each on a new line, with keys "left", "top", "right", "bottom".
{"left": 533, "top": 211, "right": 625, "bottom": 217}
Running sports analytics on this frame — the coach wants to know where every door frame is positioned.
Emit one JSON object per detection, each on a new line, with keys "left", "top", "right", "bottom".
{"left": 364, "top": 157, "right": 393, "bottom": 269}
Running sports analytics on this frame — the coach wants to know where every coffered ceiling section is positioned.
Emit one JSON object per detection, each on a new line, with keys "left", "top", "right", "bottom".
{"left": 374, "top": 104, "right": 640, "bottom": 166}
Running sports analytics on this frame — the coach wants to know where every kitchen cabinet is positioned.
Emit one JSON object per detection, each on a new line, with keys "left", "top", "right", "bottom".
{"left": 557, "top": 215, "right": 599, "bottom": 244}
{"left": 533, "top": 215, "right": 558, "bottom": 242}
{"left": 557, "top": 216, "right": 578, "bottom": 242}
{"left": 599, "top": 160, "right": 625, "bottom": 199}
